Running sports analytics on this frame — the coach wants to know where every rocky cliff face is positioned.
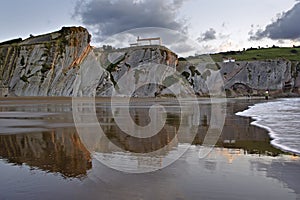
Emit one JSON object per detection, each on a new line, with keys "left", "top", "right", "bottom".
{"left": 180, "top": 59, "right": 300, "bottom": 97}
{"left": 96, "top": 45, "right": 193, "bottom": 97}
{"left": 0, "top": 27, "right": 184, "bottom": 97}
{"left": 1, "top": 26, "right": 300, "bottom": 97}
{"left": 0, "top": 27, "right": 111, "bottom": 97}
{"left": 222, "top": 60, "right": 300, "bottom": 96}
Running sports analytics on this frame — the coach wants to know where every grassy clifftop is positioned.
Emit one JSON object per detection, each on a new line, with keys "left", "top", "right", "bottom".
{"left": 187, "top": 46, "right": 300, "bottom": 63}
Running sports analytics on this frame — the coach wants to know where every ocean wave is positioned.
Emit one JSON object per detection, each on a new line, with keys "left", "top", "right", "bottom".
{"left": 236, "top": 98, "right": 300, "bottom": 155}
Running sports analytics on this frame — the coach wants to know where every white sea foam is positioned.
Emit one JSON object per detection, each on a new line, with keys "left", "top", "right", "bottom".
{"left": 236, "top": 98, "right": 300, "bottom": 155}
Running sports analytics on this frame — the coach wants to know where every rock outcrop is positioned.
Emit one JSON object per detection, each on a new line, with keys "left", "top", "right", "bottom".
{"left": 180, "top": 58, "right": 300, "bottom": 97}
{"left": 0, "top": 27, "right": 186, "bottom": 98}
{"left": 1, "top": 26, "right": 300, "bottom": 98}
{"left": 96, "top": 45, "right": 194, "bottom": 97}
{"left": 0, "top": 27, "right": 112, "bottom": 97}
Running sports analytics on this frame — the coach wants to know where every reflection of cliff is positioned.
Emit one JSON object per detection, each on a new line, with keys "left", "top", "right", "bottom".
{"left": 192, "top": 100, "right": 284, "bottom": 155}
{"left": 0, "top": 129, "right": 91, "bottom": 178}
{"left": 0, "top": 99, "right": 282, "bottom": 178}
{"left": 95, "top": 106, "right": 180, "bottom": 154}
{"left": 1, "top": 26, "right": 300, "bottom": 98}
{"left": 82, "top": 100, "right": 283, "bottom": 156}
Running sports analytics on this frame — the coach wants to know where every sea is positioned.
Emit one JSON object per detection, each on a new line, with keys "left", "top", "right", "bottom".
{"left": 236, "top": 98, "right": 300, "bottom": 155}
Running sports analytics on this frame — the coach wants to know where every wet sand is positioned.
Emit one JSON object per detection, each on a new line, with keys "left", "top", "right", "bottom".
{"left": 0, "top": 97, "right": 299, "bottom": 200}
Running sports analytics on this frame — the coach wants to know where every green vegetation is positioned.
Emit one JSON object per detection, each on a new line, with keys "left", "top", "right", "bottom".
{"left": 20, "top": 56, "right": 25, "bottom": 66}
{"left": 45, "top": 42, "right": 52, "bottom": 50}
{"left": 162, "top": 75, "right": 179, "bottom": 87}
{"left": 20, "top": 75, "right": 29, "bottom": 83}
{"left": 211, "top": 46, "right": 300, "bottom": 62}
{"left": 189, "top": 65, "right": 201, "bottom": 76}
{"left": 41, "top": 64, "right": 51, "bottom": 74}
{"left": 205, "top": 63, "right": 221, "bottom": 71}
{"left": 232, "top": 141, "right": 285, "bottom": 156}
{"left": 56, "top": 37, "right": 68, "bottom": 55}
{"left": 201, "top": 70, "right": 211, "bottom": 81}
{"left": 0, "top": 38, "right": 22, "bottom": 46}
{"left": 181, "top": 71, "right": 190, "bottom": 79}
{"left": 187, "top": 46, "right": 300, "bottom": 63}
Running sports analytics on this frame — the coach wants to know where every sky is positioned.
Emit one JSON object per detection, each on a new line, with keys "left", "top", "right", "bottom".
{"left": 1, "top": 0, "right": 300, "bottom": 57}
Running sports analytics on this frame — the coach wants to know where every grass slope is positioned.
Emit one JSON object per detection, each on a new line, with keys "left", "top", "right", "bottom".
{"left": 187, "top": 46, "right": 300, "bottom": 63}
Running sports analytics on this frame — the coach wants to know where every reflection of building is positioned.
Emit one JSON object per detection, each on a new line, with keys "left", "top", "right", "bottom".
{"left": 0, "top": 130, "right": 92, "bottom": 178}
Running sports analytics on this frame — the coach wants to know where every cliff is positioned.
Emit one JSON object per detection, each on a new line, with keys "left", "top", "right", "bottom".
{"left": 180, "top": 58, "right": 300, "bottom": 97}
{"left": 95, "top": 45, "right": 191, "bottom": 97}
{"left": 0, "top": 27, "right": 112, "bottom": 97}
{"left": 221, "top": 60, "right": 300, "bottom": 97}
{"left": 0, "top": 27, "right": 184, "bottom": 97}
{"left": 1, "top": 26, "right": 300, "bottom": 97}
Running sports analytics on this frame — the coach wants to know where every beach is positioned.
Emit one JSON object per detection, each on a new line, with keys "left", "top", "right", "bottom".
{"left": 0, "top": 97, "right": 299, "bottom": 200}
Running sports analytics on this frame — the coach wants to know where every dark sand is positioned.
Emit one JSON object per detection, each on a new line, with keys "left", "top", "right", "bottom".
{"left": 0, "top": 97, "right": 299, "bottom": 200}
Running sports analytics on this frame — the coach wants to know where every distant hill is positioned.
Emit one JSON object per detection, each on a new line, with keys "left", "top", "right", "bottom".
{"left": 186, "top": 46, "right": 300, "bottom": 64}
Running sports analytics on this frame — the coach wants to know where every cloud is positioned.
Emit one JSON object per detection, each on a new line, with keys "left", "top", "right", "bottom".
{"left": 250, "top": 2, "right": 300, "bottom": 40}
{"left": 197, "top": 28, "right": 217, "bottom": 42}
{"left": 73, "top": 0, "right": 188, "bottom": 41}
{"left": 99, "top": 27, "right": 202, "bottom": 57}
{"left": 170, "top": 40, "right": 198, "bottom": 54}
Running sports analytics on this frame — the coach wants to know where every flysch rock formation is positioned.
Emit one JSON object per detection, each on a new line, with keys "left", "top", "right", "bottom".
{"left": 0, "top": 27, "right": 112, "bottom": 97}
{"left": 96, "top": 45, "right": 196, "bottom": 97}
{"left": 221, "top": 60, "right": 300, "bottom": 97}
{"left": 179, "top": 58, "right": 300, "bottom": 97}
{"left": 1, "top": 26, "right": 300, "bottom": 98}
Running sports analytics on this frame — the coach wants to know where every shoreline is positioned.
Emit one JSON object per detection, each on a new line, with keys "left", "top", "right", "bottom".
{"left": 0, "top": 97, "right": 299, "bottom": 199}
{"left": 236, "top": 97, "right": 300, "bottom": 156}
{"left": 0, "top": 95, "right": 272, "bottom": 102}
{"left": 0, "top": 96, "right": 297, "bottom": 156}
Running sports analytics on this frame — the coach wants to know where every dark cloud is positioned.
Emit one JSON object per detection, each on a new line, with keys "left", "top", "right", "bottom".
{"left": 197, "top": 28, "right": 217, "bottom": 42}
{"left": 250, "top": 2, "right": 300, "bottom": 40}
{"left": 73, "top": 0, "right": 188, "bottom": 41}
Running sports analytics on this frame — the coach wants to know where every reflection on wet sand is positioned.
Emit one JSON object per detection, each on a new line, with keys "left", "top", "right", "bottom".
{"left": 0, "top": 98, "right": 299, "bottom": 199}
{"left": 251, "top": 156, "right": 300, "bottom": 197}
{"left": 97, "top": 107, "right": 179, "bottom": 153}
{"left": 72, "top": 99, "right": 203, "bottom": 173}
{"left": 194, "top": 100, "right": 284, "bottom": 156}
{"left": 90, "top": 99, "right": 283, "bottom": 156}
{"left": 0, "top": 98, "right": 291, "bottom": 177}
{"left": 0, "top": 129, "right": 91, "bottom": 178}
